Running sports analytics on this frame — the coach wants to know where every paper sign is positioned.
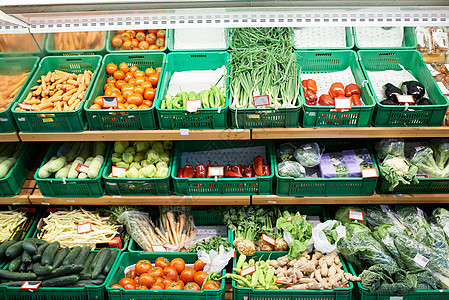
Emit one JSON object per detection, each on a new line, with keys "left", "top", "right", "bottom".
{"left": 413, "top": 253, "right": 429, "bottom": 268}
{"left": 208, "top": 167, "right": 224, "bottom": 177}
{"left": 75, "top": 163, "right": 89, "bottom": 174}
{"left": 262, "top": 234, "right": 276, "bottom": 246}
{"left": 186, "top": 99, "right": 202, "bottom": 112}
{"left": 248, "top": 114, "right": 260, "bottom": 119}
{"left": 231, "top": 249, "right": 235, "bottom": 258}
{"left": 102, "top": 96, "right": 118, "bottom": 108}
{"left": 275, "top": 280, "right": 293, "bottom": 285}
{"left": 253, "top": 95, "right": 270, "bottom": 107}
{"left": 240, "top": 265, "right": 256, "bottom": 276}
{"left": 348, "top": 210, "right": 364, "bottom": 221}
{"left": 163, "top": 243, "right": 177, "bottom": 251}
{"left": 380, "top": 205, "right": 391, "bottom": 213}
{"left": 397, "top": 95, "right": 414, "bottom": 103}
{"left": 20, "top": 281, "right": 42, "bottom": 289}
{"left": 417, "top": 207, "right": 424, "bottom": 218}
{"left": 361, "top": 168, "right": 378, "bottom": 178}
{"left": 335, "top": 97, "right": 352, "bottom": 110}
{"left": 112, "top": 166, "right": 127, "bottom": 177}
{"left": 19, "top": 103, "right": 32, "bottom": 110}
{"left": 152, "top": 245, "right": 167, "bottom": 252}
{"left": 77, "top": 222, "right": 92, "bottom": 234}
{"left": 286, "top": 216, "right": 292, "bottom": 222}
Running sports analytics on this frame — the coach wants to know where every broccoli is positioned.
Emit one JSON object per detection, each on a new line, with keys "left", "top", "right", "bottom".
{"left": 277, "top": 161, "right": 305, "bottom": 178}
{"left": 410, "top": 147, "right": 445, "bottom": 178}
{"left": 293, "top": 143, "right": 321, "bottom": 167}
{"left": 276, "top": 143, "right": 296, "bottom": 162}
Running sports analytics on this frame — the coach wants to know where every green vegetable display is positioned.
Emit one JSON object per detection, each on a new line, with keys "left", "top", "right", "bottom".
{"left": 161, "top": 86, "right": 226, "bottom": 109}
{"left": 335, "top": 206, "right": 366, "bottom": 225}
{"left": 411, "top": 147, "right": 446, "bottom": 178}
{"left": 276, "top": 210, "right": 313, "bottom": 259}
{"left": 364, "top": 205, "right": 406, "bottom": 230}
{"left": 277, "top": 161, "right": 305, "bottom": 178}
{"left": 430, "top": 139, "right": 449, "bottom": 170}
{"left": 187, "top": 236, "right": 231, "bottom": 253}
{"left": 293, "top": 143, "right": 321, "bottom": 168}
{"left": 375, "top": 139, "right": 404, "bottom": 160}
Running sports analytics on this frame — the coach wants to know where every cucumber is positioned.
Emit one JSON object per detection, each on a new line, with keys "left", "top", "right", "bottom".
{"left": 21, "top": 250, "right": 32, "bottom": 265}
{"left": 8, "top": 256, "right": 22, "bottom": 272}
{"left": 32, "top": 263, "right": 53, "bottom": 275}
{"left": 33, "top": 242, "right": 49, "bottom": 262}
{"left": 1, "top": 281, "right": 27, "bottom": 287}
{"left": 41, "top": 241, "right": 59, "bottom": 266}
{"left": 19, "top": 262, "right": 26, "bottom": 273}
{"left": 91, "top": 248, "right": 110, "bottom": 279}
{"left": 25, "top": 238, "right": 48, "bottom": 246}
{"left": 102, "top": 248, "right": 119, "bottom": 275}
{"left": 5, "top": 241, "right": 24, "bottom": 260}
{"left": 62, "top": 246, "right": 82, "bottom": 265}
{"left": 74, "top": 246, "right": 90, "bottom": 266}
{"left": 0, "top": 269, "right": 37, "bottom": 281}
{"left": 41, "top": 275, "right": 79, "bottom": 287}
{"left": 23, "top": 240, "right": 38, "bottom": 255}
{"left": 79, "top": 273, "right": 92, "bottom": 280}
{"left": 53, "top": 248, "right": 70, "bottom": 268}
{"left": 36, "top": 264, "right": 84, "bottom": 281}
{"left": 26, "top": 264, "right": 33, "bottom": 272}
{"left": 81, "top": 252, "right": 95, "bottom": 275}
{"left": 68, "top": 279, "right": 104, "bottom": 287}
{"left": 0, "top": 241, "right": 16, "bottom": 259}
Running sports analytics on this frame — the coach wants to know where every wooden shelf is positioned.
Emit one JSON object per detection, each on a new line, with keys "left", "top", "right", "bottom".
{"left": 19, "top": 129, "right": 250, "bottom": 142}
{"left": 0, "top": 132, "right": 19, "bottom": 142}
{"left": 29, "top": 190, "right": 250, "bottom": 205}
{"left": 252, "top": 127, "right": 449, "bottom": 139}
{"left": 0, "top": 180, "right": 34, "bottom": 205}
{"left": 252, "top": 194, "right": 449, "bottom": 205}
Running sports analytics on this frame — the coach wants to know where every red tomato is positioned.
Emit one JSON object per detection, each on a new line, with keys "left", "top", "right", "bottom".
{"left": 156, "top": 38, "right": 165, "bottom": 48}
{"left": 110, "top": 284, "right": 122, "bottom": 289}
{"left": 111, "top": 35, "right": 123, "bottom": 48}
{"left": 163, "top": 266, "right": 178, "bottom": 281}
{"left": 148, "top": 74, "right": 159, "bottom": 87}
{"left": 121, "top": 32, "right": 132, "bottom": 40}
{"left": 127, "top": 93, "right": 143, "bottom": 106}
{"left": 130, "top": 65, "right": 139, "bottom": 73}
{"left": 133, "top": 276, "right": 139, "bottom": 286}
{"left": 139, "top": 273, "right": 156, "bottom": 288}
{"left": 155, "top": 257, "right": 170, "bottom": 269}
{"left": 170, "top": 258, "right": 185, "bottom": 274}
{"left": 104, "top": 83, "right": 115, "bottom": 91}
{"left": 143, "top": 88, "right": 155, "bottom": 101}
{"left": 106, "top": 77, "right": 116, "bottom": 84}
{"left": 138, "top": 286, "right": 148, "bottom": 290}
{"left": 175, "top": 280, "right": 185, "bottom": 289}
{"left": 134, "top": 70, "right": 145, "bottom": 78}
{"left": 106, "top": 63, "right": 118, "bottom": 75}
{"left": 122, "top": 40, "right": 132, "bottom": 50}
{"left": 155, "top": 277, "right": 163, "bottom": 284}
{"left": 127, "top": 104, "right": 138, "bottom": 109}
{"left": 203, "top": 280, "right": 221, "bottom": 290}
{"left": 126, "top": 270, "right": 136, "bottom": 279}
{"left": 194, "top": 271, "right": 208, "bottom": 286}
{"left": 89, "top": 103, "right": 101, "bottom": 110}
{"left": 194, "top": 259, "right": 206, "bottom": 272}
{"left": 142, "top": 100, "right": 153, "bottom": 107}
{"left": 139, "top": 41, "right": 150, "bottom": 50}
{"left": 148, "top": 266, "right": 163, "bottom": 278}
{"left": 136, "top": 31, "right": 146, "bottom": 42}
{"left": 133, "top": 85, "right": 144, "bottom": 96}
{"left": 184, "top": 282, "right": 201, "bottom": 291}
{"left": 151, "top": 282, "right": 165, "bottom": 290}
{"left": 180, "top": 268, "right": 196, "bottom": 284}
{"left": 115, "top": 80, "right": 126, "bottom": 90}
{"left": 123, "top": 283, "right": 135, "bottom": 290}
{"left": 161, "top": 278, "right": 173, "bottom": 288}
{"left": 157, "top": 29, "right": 166, "bottom": 38}
{"left": 156, "top": 67, "right": 162, "bottom": 74}
{"left": 135, "top": 76, "right": 145, "bottom": 86}
{"left": 113, "top": 70, "right": 125, "bottom": 80}
{"left": 119, "top": 62, "right": 129, "bottom": 73}
{"left": 145, "top": 68, "right": 156, "bottom": 77}
{"left": 118, "top": 277, "right": 134, "bottom": 287}
{"left": 135, "top": 260, "right": 152, "bottom": 275}
{"left": 131, "top": 39, "right": 139, "bottom": 48}
{"left": 146, "top": 33, "right": 157, "bottom": 44}
{"left": 147, "top": 29, "right": 158, "bottom": 35}
{"left": 165, "top": 282, "right": 183, "bottom": 290}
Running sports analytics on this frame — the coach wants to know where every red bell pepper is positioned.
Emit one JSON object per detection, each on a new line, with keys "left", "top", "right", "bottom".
{"left": 225, "top": 170, "right": 243, "bottom": 178}
{"left": 243, "top": 166, "right": 253, "bottom": 177}
{"left": 328, "top": 82, "right": 345, "bottom": 98}
{"left": 262, "top": 165, "right": 270, "bottom": 176}
{"left": 318, "top": 94, "right": 335, "bottom": 106}
{"left": 225, "top": 164, "right": 232, "bottom": 172}
{"left": 345, "top": 83, "right": 360, "bottom": 97}
{"left": 195, "top": 163, "right": 207, "bottom": 178}
{"left": 302, "top": 79, "right": 317, "bottom": 93}
{"left": 304, "top": 89, "right": 317, "bottom": 106}
{"left": 231, "top": 165, "right": 242, "bottom": 175}
{"left": 183, "top": 165, "right": 194, "bottom": 178}
{"left": 177, "top": 168, "right": 184, "bottom": 177}
{"left": 253, "top": 156, "right": 264, "bottom": 176}
{"left": 350, "top": 94, "right": 361, "bottom": 106}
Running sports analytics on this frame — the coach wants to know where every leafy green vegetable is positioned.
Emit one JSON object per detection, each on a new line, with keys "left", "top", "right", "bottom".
{"left": 293, "top": 143, "right": 321, "bottom": 167}
{"left": 410, "top": 147, "right": 446, "bottom": 178}
{"left": 365, "top": 205, "right": 405, "bottom": 229}
{"left": 380, "top": 155, "right": 418, "bottom": 191}
{"left": 376, "top": 139, "right": 404, "bottom": 160}
{"left": 360, "top": 264, "right": 414, "bottom": 296}
{"left": 432, "top": 207, "right": 449, "bottom": 242}
{"left": 277, "top": 161, "right": 305, "bottom": 178}
{"left": 406, "top": 269, "right": 438, "bottom": 291}
{"left": 276, "top": 210, "right": 313, "bottom": 259}
{"left": 372, "top": 224, "right": 407, "bottom": 268}
{"left": 187, "top": 236, "right": 231, "bottom": 253}
{"left": 430, "top": 139, "right": 449, "bottom": 170}
{"left": 335, "top": 206, "right": 366, "bottom": 225}
{"left": 276, "top": 143, "right": 296, "bottom": 162}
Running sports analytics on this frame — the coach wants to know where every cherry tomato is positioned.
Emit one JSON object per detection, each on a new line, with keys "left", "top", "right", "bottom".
{"left": 124, "top": 72, "right": 133, "bottom": 83}
{"left": 148, "top": 266, "right": 163, "bottom": 278}
{"left": 139, "top": 41, "right": 150, "bottom": 50}
{"left": 121, "top": 32, "right": 132, "bottom": 40}
{"left": 126, "top": 270, "right": 136, "bottom": 279}
{"left": 135, "top": 76, "right": 145, "bottom": 86}
{"left": 133, "top": 86, "right": 144, "bottom": 96}
{"left": 184, "top": 282, "right": 201, "bottom": 291}
{"left": 118, "top": 62, "right": 129, "bottom": 73}
{"left": 194, "top": 259, "right": 206, "bottom": 272}
{"left": 89, "top": 103, "right": 101, "bottom": 110}
{"left": 106, "top": 77, "right": 116, "bottom": 84}
{"left": 149, "top": 45, "right": 158, "bottom": 50}
{"left": 194, "top": 271, "right": 208, "bottom": 286}
{"left": 127, "top": 104, "right": 138, "bottom": 109}
{"left": 136, "top": 31, "right": 146, "bottom": 42}
{"left": 127, "top": 93, "right": 143, "bottom": 106}
{"left": 130, "top": 66, "right": 139, "bottom": 73}
{"left": 156, "top": 38, "right": 165, "bottom": 48}
{"left": 146, "top": 33, "right": 157, "bottom": 44}
{"left": 106, "top": 63, "right": 118, "bottom": 75}
{"left": 145, "top": 68, "right": 156, "bottom": 77}
{"left": 148, "top": 74, "right": 159, "bottom": 87}
{"left": 203, "top": 280, "right": 221, "bottom": 290}
{"left": 165, "top": 282, "right": 183, "bottom": 290}
{"left": 134, "top": 70, "right": 145, "bottom": 78}
{"left": 135, "top": 260, "right": 152, "bottom": 276}
{"left": 138, "top": 273, "right": 155, "bottom": 288}
{"left": 180, "top": 268, "right": 196, "bottom": 284}
{"left": 163, "top": 266, "right": 178, "bottom": 281}
{"left": 110, "top": 284, "right": 122, "bottom": 289}
{"left": 143, "top": 88, "right": 156, "bottom": 101}
{"left": 161, "top": 277, "right": 173, "bottom": 288}
{"left": 157, "top": 29, "right": 166, "bottom": 38}
{"left": 150, "top": 282, "right": 165, "bottom": 290}
{"left": 113, "top": 70, "right": 125, "bottom": 80}
{"left": 115, "top": 80, "right": 126, "bottom": 90}
{"left": 122, "top": 40, "right": 132, "bottom": 50}
{"left": 104, "top": 82, "right": 115, "bottom": 91}
{"left": 111, "top": 35, "right": 123, "bottom": 48}
{"left": 119, "top": 277, "right": 135, "bottom": 287}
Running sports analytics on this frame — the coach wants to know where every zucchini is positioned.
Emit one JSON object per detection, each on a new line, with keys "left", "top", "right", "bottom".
{"left": 62, "top": 246, "right": 82, "bottom": 265}
{"left": 38, "top": 156, "right": 57, "bottom": 178}
{"left": 91, "top": 248, "right": 110, "bottom": 279}
{"left": 102, "top": 248, "right": 119, "bottom": 275}
{"left": 53, "top": 248, "right": 70, "bottom": 268}
{"left": 32, "top": 263, "right": 53, "bottom": 275}
{"left": 68, "top": 157, "right": 84, "bottom": 179}
{"left": 0, "top": 241, "right": 16, "bottom": 259}
{"left": 8, "top": 256, "right": 22, "bottom": 272}
{"left": 88, "top": 155, "right": 104, "bottom": 179}
{"left": 33, "top": 242, "right": 49, "bottom": 262}
{"left": 23, "top": 240, "right": 38, "bottom": 255}
{"left": 0, "top": 269, "right": 37, "bottom": 281}
{"left": 41, "top": 275, "right": 79, "bottom": 287}
{"left": 21, "top": 250, "right": 32, "bottom": 265}
{"left": 5, "top": 241, "right": 24, "bottom": 260}
{"left": 74, "top": 246, "right": 90, "bottom": 266}
{"left": 80, "top": 252, "right": 95, "bottom": 275}
{"left": 41, "top": 241, "right": 59, "bottom": 266}
{"left": 36, "top": 264, "right": 84, "bottom": 281}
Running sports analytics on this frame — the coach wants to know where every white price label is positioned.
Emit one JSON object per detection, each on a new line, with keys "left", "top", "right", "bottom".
{"left": 66, "top": 200, "right": 75, "bottom": 203}
{"left": 112, "top": 195, "right": 122, "bottom": 198}
{"left": 112, "top": 166, "right": 127, "bottom": 177}
{"left": 361, "top": 168, "right": 378, "bottom": 178}
{"left": 151, "top": 245, "right": 167, "bottom": 252}
{"left": 390, "top": 297, "right": 403, "bottom": 300}
{"left": 208, "top": 167, "right": 224, "bottom": 177}
{"left": 75, "top": 163, "right": 89, "bottom": 174}
{"left": 77, "top": 222, "right": 92, "bottom": 234}
{"left": 102, "top": 96, "right": 118, "bottom": 108}
{"left": 334, "top": 97, "right": 352, "bottom": 110}
{"left": 397, "top": 95, "right": 415, "bottom": 103}
{"left": 267, "top": 201, "right": 276, "bottom": 204}
{"left": 415, "top": 146, "right": 425, "bottom": 152}
{"left": 286, "top": 216, "right": 292, "bottom": 222}
{"left": 380, "top": 205, "right": 391, "bottom": 213}
{"left": 417, "top": 207, "right": 424, "bottom": 218}
{"left": 262, "top": 234, "right": 276, "bottom": 246}
{"left": 348, "top": 210, "right": 364, "bottom": 221}
{"left": 180, "top": 129, "right": 189, "bottom": 136}
{"left": 426, "top": 64, "right": 441, "bottom": 76}
{"left": 163, "top": 243, "right": 177, "bottom": 251}
{"left": 231, "top": 249, "right": 235, "bottom": 258}
{"left": 303, "top": 145, "right": 312, "bottom": 150}
{"left": 240, "top": 265, "right": 256, "bottom": 276}
{"left": 21, "top": 281, "right": 42, "bottom": 289}
{"left": 19, "top": 103, "right": 32, "bottom": 110}
{"left": 413, "top": 253, "right": 429, "bottom": 268}
{"left": 253, "top": 95, "right": 270, "bottom": 107}
{"left": 186, "top": 99, "right": 202, "bottom": 112}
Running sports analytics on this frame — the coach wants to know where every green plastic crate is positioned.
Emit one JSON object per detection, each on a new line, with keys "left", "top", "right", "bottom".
{"left": 167, "top": 29, "right": 230, "bottom": 51}
{"left": 0, "top": 143, "right": 34, "bottom": 197}
{"left": 294, "top": 27, "right": 355, "bottom": 50}
{"left": 0, "top": 57, "right": 40, "bottom": 133}
{"left": 172, "top": 140, "right": 275, "bottom": 196}
{"left": 12, "top": 55, "right": 102, "bottom": 132}
{"left": 35, "top": 142, "right": 110, "bottom": 197}
{"left": 276, "top": 139, "right": 379, "bottom": 196}
{"left": 106, "top": 30, "right": 168, "bottom": 53}
{"left": 233, "top": 252, "right": 353, "bottom": 300}
{"left": 155, "top": 51, "right": 230, "bottom": 130}
{"left": 358, "top": 50, "right": 449, "bottom": 127}
{"left": 300, "top": 51, "right": 375, "bottom": 127}
{"left": 106, "top": 252, "right": 226, "bottom": 300}
{"left": 0, "top": 248, "right": 121, "bottom": 300}
{"left": 102, "top": 146, "right": 172, "bottom": 196}
{"left": 84, "top": 53, "right": 166, "bottom": 130}
{"left": 128, "top": 209, "right": 232, "bottom": 252}
{"left": 45, "top": 32, "right": 107, "bottom": 56}
{"left": 354, "top": 27, "right": 417, "bottom": 50}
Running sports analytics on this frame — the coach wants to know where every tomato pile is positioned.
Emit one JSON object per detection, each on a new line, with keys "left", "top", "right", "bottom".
{"left": 89, "top": 62, "right": 160, "bottom": 110}
{"left": 111, "top": 30, "right": 166, "bottom": 51}
{"left": 110, "top": 257, "right": 221, "bottom": 291}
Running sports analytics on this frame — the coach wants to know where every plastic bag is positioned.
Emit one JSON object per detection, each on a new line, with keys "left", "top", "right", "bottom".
{"left": 319, "top": 152, "right": 349, "bottom": 178}
{"left": 308, "top": 220, "right": 346, "bottom": 254}
{"left": 159, "top": 206, "right": 196, "bottom": 249}
{"left": 410, "top": 147, "right": 445, "bottom": 178}
{"left": 276, "top": 143, "right": 297, "bottom": 162}
{"left": 294, "top": 143, "right": 322, "bottom": 167}
{"left": 376, "top": 139, "right": 405, "bottom": 160}
{"left": 277, "top": 161, "right": 305, "bottom": 178}
{"left": 198, "top": 245, "right": 234, "bottom": 274}
{"left": 342, "top": 149, "right": 374, "bottom": 177}
{"left": 118, "top": 211, "right": 160, "bottom": 252}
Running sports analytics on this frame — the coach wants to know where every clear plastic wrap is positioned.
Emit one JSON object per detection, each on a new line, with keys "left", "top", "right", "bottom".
{"left": 376, "top": 139, "right": 405, "bottom": 160}
{"left": 342, "top": 148, "right": 374, "bottom": 177}
{"left": 320, "top": 152, "right": 348, "bottom": 178}
{"left": 293, "top": 143, "right": 322, "bottom": 167}
{"left": 276, "top": 143, "right": 297, "bottom": 162}
{"left": 159, "top": 206, "right": 196, "bottom": 249}
{"left": 118, "top": 211, "right": 162, "bottom": 252}
{"left": 277, "top": 161, "right": 306, "bottom": 178}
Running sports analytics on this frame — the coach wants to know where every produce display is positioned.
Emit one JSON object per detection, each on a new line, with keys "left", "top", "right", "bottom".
{"left": 51, "top": 32, "right": 104, "bottom": 50}
{"left": 89, "top": 62, "right": 160, "bottom": 110}
{"left": 110, "top": 257, "right": 221, "bottom": 290}
{"left": 110, "top": 29, "right": 166, "bottom": 51}
{"left": 0, "top": 143, "right": 24, "bottom": 178}
{"left": 15, "top": 69, "right": 93, "bottom": 111}
{"left": 107, "top": 141, "right": 171, "bottom": 178}
{"left": 161, "top": 85, "right": 226, "bottom": 110}
{"left": 303, "top": 79, "right": 362, "bottom": 107}
{"left": 0, "top": 210, "right": 27, "bottom": 243}
{"left": 0, "top": 72, "right": 31, "bottom": 111}
{"left": 0, "top": 240, "right": 118, "bottom": 287}
{"left": 37, "top": 142, "right": 106, "bottom": 179}
{"left": 187, "top": 236, "right": 231, "bottom": 253}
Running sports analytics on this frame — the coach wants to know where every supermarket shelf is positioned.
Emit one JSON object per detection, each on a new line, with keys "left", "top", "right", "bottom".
{"left": 0, "top": 132, "right": 20, "bottom": 142}
{"left": 19, "top": 129, "right": 250, "bottom": 142}
{"left": 0, "top": 181, "right": 34, "bottom": 205}
{"left": 252, "top": 127, "right": 449, "bottom": 139}
{"left": 29, "top": 190, "right": 251, "bottom": 205}
{"left": 252, "top": 194, "right": 449, "bottom": 205}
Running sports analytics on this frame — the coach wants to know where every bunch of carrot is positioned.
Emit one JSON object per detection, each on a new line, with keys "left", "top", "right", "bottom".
{"left": 0, "top": 72, "right": 30, "bottom": 111}
{"left": 53, "top": 31, "right": 104, "bottom": 50}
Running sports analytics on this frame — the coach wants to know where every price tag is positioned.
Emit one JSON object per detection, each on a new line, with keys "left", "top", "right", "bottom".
{"left": 20, "top": 281, "right": 42, "bottom": 289}
{"left": 262, "top": 234, "right": 276, "bottom": 246}
{"left": 186, "top": 99, "right": 202, "bottom": 112}
{"left": 75, "top": 163, "right": 89, "bottom": 174}
{"left": 151, "top": 245, "right": 167, "bottom": 252}
{"left": 231, "top": 249, "right": 235, "bottom": 258}
{"left": 112, "top": 166, "right": 127, "bottom": 177}
{"left": 397, "top": 95, "right": 414, "bottom": 103}
{"left": 253, "top": 95, "right": 270, "bottom": 107}
{"left": 208, "top": 167, "right": 224, "bottom": 177}
{"left": 19, "top": 103, "right": 31, "bottom": 110}
{"left": 334, "top": 97, "right": 352, "bottom": 110}
{"left": 417, "top": 174, "right": 429, "bottom": 178}
{"left": 102, "top": 96, "right": 118, "bottom": 108}
{"left": 413, "top": 253, "right": 429, "bottom": 268}
{"left": 240, "top": 265, "right": 256, "bottom": 276}
{"left": 380, "top": 205, "right": 391, "bottom": 213}
{"left": 417, "top": 207, "right": 424, "bottom": 218}
{"left": 303, "top": 145, "right": 312, "bottom": 150}
{"left": 348, "top": 210, "right": 364, "bottom": 221}
{"left": 286, "top": 216, "right": 292, "bottom": 222}
{"left": 163, "top": 243, "right": 177, "bottom": 251}
{"left": 415, "top": 146, "right": 425, "bottom": 152}
{"left": 267, "top": 200, "right": 276, "bottom": 204}
{"left": 361, "top": 168, "right": 378, "bottom": 178}
{"left": 77, "top": 222, "right": 92, "bottom": 234}
{"left": 275, "top": 280, "right": 293, "bottom": 285}
{"left": 180, "top": 129, "right": 189, "bottom": 136}
{"left": 0, "top": 118, "right": 8, "bottom": 122}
